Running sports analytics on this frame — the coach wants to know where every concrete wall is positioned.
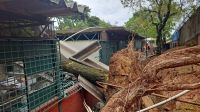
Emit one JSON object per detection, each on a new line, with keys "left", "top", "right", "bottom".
{"left": 179, "top": 9, "right": 200, "bottom": 45}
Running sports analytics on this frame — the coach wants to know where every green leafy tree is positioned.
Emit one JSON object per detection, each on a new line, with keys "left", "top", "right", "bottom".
{"left": 57, "top": 15, "right": 111, "bottom": 30}
{"left": 87, "top": 16, "right": 101, "bottom": 27}
{"left": 125, "top": 11, "right": 157, "bottom": 38}
{"left": 56, "top": 15, "right": 88, "bottom": 30}
{"left": 99, "top": 20, "right": 112, "bottom": 28}
{"left": 121, "top": 0, "right": 197, "bottom": 54}
{"left": 86, "top": 16, "right": 112, "bottom": 27}
{"left": 125, "top": 9, "right": 175, "bottom": 42}
{"left": 56, "top": 2, "right": 112, "bottom": 31}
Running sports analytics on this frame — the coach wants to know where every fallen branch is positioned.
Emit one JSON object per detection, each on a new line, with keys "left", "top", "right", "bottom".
{"left": 137, "top": 90, "right": 190, "bottom": 112}
{"left": 149, "top": 82, "right": 200, "bottom": 91}
{"left": 151, "top": 93, "right": 200, "bottom": 106}
{"left": 63, "top": 59, "right": 108, "bottom": 83}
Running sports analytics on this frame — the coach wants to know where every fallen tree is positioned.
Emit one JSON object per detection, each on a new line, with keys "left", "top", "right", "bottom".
{"left": 101, "top": 43, "right": 200, "bottom": 112}
{"left": 62, "top": 59, "right": 108, "bottom": 83}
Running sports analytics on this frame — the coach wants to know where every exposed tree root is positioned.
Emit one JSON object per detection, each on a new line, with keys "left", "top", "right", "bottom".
{"left": 101, "top": 44, "right": 200, "bottom": 112}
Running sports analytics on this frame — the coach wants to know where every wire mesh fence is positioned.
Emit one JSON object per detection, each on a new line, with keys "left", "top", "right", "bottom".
{"left": 0, "top": 38, "right": 64, "bottom": 112}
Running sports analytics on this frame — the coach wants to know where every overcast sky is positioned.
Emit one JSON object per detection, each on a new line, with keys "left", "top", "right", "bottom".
{"left": 74, "top": 0, "right": 133, "bottom": 26}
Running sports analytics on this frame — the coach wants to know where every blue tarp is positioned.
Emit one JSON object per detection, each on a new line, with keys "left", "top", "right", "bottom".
{"left": 171, "top": 31, "right": 180, "bottom": 42}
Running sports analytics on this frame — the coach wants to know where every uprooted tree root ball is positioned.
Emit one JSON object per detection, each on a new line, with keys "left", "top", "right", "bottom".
{"left": 101, "top": 42, "right": 200, "bottom": 112}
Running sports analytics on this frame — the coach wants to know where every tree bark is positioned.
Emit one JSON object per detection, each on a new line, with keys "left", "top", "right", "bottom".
{"left": 62, "top": 60, "right": 108, "bottom": 83}
{"left": 156, "top": 31, "right": 162, "bottom": 55}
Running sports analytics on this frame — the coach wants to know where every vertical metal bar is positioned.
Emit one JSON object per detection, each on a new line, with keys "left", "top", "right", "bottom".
{"left": 98, "top": 32, "right": 100, "bottom": 40}
{"left": 21, "top": 40, "right": 30, "bottom": 112}
{"left": 57, "top": 40, "right": 63, "bottom": 112}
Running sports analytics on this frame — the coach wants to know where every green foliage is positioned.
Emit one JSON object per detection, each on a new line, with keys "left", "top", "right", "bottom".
{"left": 125, "top": 11, "right": 157, "bottom": 38}
{"left": 56, "top": 15, "right": 88, "bottom": 30}
{"left": 56, "top": 15, "right": 112, "bottom": 30}
{"left": 99, "top": 20, "right": 112, "bottom": 28}
{"left": 56, "top": 2, "right": 111, "bottom": 30}
{"left": 125, "top": 9, "right": 177, "bottom": 40}
{"left": 87, "top": 16, "right": 101, "bottom": 27}
{"left": 121, "top": 0, "right": 197, "bottom": 54}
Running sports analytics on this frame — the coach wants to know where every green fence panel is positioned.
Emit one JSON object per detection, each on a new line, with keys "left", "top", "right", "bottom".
{"left": 99, "top": 41, "right": 128, "bottom": 65}
{"left": 0, "top": 39, "right": 64, "bottom": 112}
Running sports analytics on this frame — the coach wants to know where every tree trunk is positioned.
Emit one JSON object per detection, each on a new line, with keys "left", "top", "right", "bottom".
{"left": 156, "top": 35, "right": 162, "bottom": 55}
{"left": 62, "top": 60, "right": 108, "bottom": 83}
{"left": 156, "top": 26, "right": 164, "bottom": 55}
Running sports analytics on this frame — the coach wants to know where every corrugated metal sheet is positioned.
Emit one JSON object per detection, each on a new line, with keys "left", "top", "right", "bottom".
{"left": 178, "top": 7, "right": 200, "bottom": 44}
{"left": 0, "top": 0, "right": 88, "bottom": 18}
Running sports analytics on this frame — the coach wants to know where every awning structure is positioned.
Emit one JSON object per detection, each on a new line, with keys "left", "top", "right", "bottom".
{"left": 0, "top": 0, "right": 88, "bottom": 23}
{"left": 0, "top": 0, "right": 88, "bottom": 35}
{"left": 57, "top": 27, "right": 130, "bottom": 34}
{"left": 57, "top": 27, "right": 145, "bottom": 41}
{"left": 0, "top": 0, "right": 88, "bottom": 17}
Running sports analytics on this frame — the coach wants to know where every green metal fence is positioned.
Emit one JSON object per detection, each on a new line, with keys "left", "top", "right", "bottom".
{"left": 99, "top": 41, "right": 128, "bottom": 65}
{"left": 99, "top": 40, "right": 144, "bottom": 65}
{"left": 0, "top": 39, "right": 63, "bottom": 112}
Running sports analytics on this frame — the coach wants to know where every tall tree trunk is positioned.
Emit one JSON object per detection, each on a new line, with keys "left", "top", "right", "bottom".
{"left": 156, "top": 30, "right": 162, "bottom": 55}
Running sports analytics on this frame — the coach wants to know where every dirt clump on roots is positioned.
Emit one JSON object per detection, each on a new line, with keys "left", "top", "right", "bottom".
{"left": 104, "top": 41, "right": 143, "bottom": 99}
{"left": 108, "top": 41, "right": 142, "bottom": 87}
{"left": 101, "top": 42, "right": 200, "bottom": 112}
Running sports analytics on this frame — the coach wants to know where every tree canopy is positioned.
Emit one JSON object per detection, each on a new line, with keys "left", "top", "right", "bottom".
{"left": 125, "top": 9, "right": 175, "bottom": 41}
{"left": 121, "top": 0, "right": 197, "bottom": 54}
{"left": 56, "top": 13, "right": 112, "bottom": 30}
{"left": 125, "top": 10, "right": 157, "bottom": 38}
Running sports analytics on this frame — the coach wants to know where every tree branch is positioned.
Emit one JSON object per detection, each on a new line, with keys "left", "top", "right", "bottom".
{"left": 169, "top": 12, "right": 177, "bottom": 17}
{"left": 157, "top": 0, "right": 163, "bottom": 22}
{"left": 152, "top": 93, "right": 200, "bottom": 106}
{"left": 149, "top": 14, "right": 159, "bottom": 27}
{"left": 158, "top": 0, "right": 172, "bottom": 32}
{"left": 144, "top": 9, "right": 158, "bottom": 14}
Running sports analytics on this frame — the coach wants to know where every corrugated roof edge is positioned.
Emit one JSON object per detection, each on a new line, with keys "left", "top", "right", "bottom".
{"left": 64, "top": 0, "right": 89, "bottom": 14}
